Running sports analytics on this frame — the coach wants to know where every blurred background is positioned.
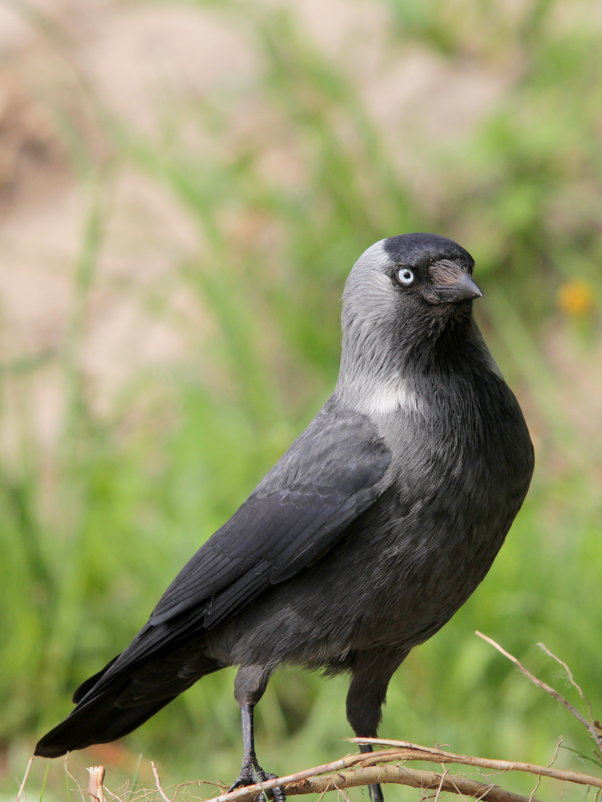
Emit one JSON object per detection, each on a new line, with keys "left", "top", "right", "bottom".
{"left": 1, "top": 0, "right": 601, "bottom": 799}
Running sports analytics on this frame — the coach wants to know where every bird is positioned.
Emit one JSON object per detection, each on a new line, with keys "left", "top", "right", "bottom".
{"left": 35, "top": 233, "right": 534, "bottom": 802}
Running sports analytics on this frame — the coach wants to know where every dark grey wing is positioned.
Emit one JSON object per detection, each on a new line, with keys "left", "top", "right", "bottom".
{"left": 72, "top": 399, "right": 391, "bottom": 696}
{"left": 151, "top": 399, "right": 391, "bottom": 628}
{"left": 36, "top": 401, "right": 391, "bottom": 756}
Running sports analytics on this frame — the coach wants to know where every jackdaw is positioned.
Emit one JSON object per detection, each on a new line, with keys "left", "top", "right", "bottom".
{"left": 36, "top": 233, "right": 534, "bottom": 802}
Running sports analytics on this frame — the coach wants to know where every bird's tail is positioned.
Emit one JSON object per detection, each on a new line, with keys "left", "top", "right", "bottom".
{"left": 35, "top": 650, "right": 221, "bottom": 758}
{"left": 34, "top": 691, "right": 176, "bottom": 758}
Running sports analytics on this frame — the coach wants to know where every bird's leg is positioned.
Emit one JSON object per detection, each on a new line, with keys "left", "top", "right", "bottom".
{"left": 359, "top": 743, "right": 384, "bottom": 802}
{"left": 229, "top": 666, "right": 284, "bottom": 802}
{"left": 346, "top": 647, "right": 410, "bottom": 802}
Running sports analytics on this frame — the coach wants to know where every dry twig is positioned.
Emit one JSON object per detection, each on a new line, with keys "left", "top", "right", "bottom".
{"left": 66, "top": 755, "right": 87, "bottom": 802}
{"left": 16, "top": 756, "right": 33, "bottom": 802}
{"left": 350, "top": 740, "right": 602, "bottom": 790}
{"left": 81, "top": 736, "right": 600, "bottom": 802}
{"left": 204, "top": 760, "right": 538, "bottom": 802}
{"left": 87, "top": 765, "right": 107, "bottom": 802}
{"left": 151, "top": 761, "right": 173, "bottom": 802}
{"left": 476, "top": 631, "right": 602, "bottom": 755}
{"left": 78, "top": 736, "right": 601, "bottom": 802}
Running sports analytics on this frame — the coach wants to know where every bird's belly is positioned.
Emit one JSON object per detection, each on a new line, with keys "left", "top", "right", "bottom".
{"left": 341, "top": 489, "right": 513, "bottom": 652}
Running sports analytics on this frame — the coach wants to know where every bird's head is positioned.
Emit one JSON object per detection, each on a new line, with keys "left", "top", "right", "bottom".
{"left": 338, "top": 233, "right": 487, "bottom": 410}
{"left": 343, "top": 233, "right": 481, "bottom": 333}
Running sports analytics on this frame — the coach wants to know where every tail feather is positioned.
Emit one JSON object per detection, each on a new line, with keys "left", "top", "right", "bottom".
{"left": 35, "top": 691, "right": 175, "bottom": 758}
{"left": 72, "top": 655, "right": 119, "bottom": 704}
{"left": 35, "top": 648, "right": 222, "bottom": 758}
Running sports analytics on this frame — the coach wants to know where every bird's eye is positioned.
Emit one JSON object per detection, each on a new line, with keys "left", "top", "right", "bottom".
{"left": 396, "top": 268, "right": 415, "bottom": 286}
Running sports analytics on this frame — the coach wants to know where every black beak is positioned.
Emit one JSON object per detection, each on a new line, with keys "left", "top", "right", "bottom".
{"left": 432, "top": 273, "right": 483, "bottom": 303}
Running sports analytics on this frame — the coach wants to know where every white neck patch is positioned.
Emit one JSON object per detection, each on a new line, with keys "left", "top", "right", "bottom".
{"left": 346, "top": 377, "right": 420, "bottom": 417}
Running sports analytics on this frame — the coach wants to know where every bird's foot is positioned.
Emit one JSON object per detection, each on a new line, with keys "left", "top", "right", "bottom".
{"left": 228, "top": 763, "right": 285, "bottom": 802}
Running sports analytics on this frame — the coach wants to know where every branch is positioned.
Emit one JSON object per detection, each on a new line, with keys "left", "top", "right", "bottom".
{"left": 204, "top": 759, "right": 539, "bottom": 802}
{"left": 77, "top": 636, "right": 601, "bottom": 802}
{"left": 82, "top": 737, "right": 602, "bottom": 802}
{"left": 350, "top": 740, "right": 602, "bottom": 790}
{"left": 202, "top": 732, "right": 602, "bottom": 802}
{"left": 273, "top": 764, "right": 533, "bottom": 802}
{"left": 476, "top": 631, "right": 602, "bottom": 756}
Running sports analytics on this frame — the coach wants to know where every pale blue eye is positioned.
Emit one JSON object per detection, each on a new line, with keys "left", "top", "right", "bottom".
{"left": 397, "top": 268, "right": 415, "bottom": 286}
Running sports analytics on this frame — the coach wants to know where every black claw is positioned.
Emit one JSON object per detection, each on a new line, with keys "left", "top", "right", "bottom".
{"left": 265, "top": 775, "right": 285, "bottom": 802}
{"left": 227, "top": 777, "right": 246, "bottom": 793}
{"left": 228, "top": 765, "right": 284, "bottom": 801}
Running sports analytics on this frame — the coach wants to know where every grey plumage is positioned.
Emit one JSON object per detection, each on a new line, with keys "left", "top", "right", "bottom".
{"left": 36, "top": 233, "right": 534, "bottom": 802}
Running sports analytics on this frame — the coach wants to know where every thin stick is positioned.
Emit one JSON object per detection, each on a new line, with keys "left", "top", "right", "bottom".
{"left": 433, "top": 767, "right": 449, "bottom": 801}
{"left": 151, "top": 762, "right": 173, "bottom": 802}
{"left": 65, "top": 755, "right": 87, "bottom": 802}
{"left": 103, "top": 785, "right": 127, "bottom": 802}
{"left": 350, "top": 739, "right": 602, "bottom": 790}
{"left": 16, "top": 756, "right": 33, "bottom": 802}
{"left": 527, "top": 772, "right": 541, "bottom": 802}
{"left": 537, "top": 642, "right": 596, "bottom": 723}
{"left": 476, "top": 631, "right": 602, "bottom": 753}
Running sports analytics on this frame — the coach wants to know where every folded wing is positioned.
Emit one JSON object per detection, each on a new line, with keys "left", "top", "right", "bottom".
{"left": 35, "top": 400, "right": 391, "bottom": 756}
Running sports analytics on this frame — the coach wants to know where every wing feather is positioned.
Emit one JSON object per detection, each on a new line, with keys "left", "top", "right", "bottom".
{"left": 76, "top": 400, "right": 391, "bottom": 697}
{"left": 150, "top": 400, "right": 390, "bottom": 626}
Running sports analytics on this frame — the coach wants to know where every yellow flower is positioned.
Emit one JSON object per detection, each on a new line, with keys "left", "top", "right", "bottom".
{"left": 557, "top": 279, "right": 595, "bottom": 316}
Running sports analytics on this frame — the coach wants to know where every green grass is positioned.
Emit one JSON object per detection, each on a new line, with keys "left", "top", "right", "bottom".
{"left": 2, "top": 1, "right": 601, "bottom": 800}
